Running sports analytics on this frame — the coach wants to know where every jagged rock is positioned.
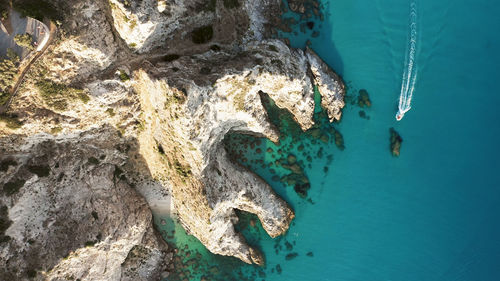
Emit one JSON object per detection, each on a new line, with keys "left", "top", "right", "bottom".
{"left": 306, "top": 47, "right": 345, "bottom": 122}
{"left": 41, "top": 1, "right": 118, "bottom": 82}
{"left": 0, "top": 0, "right": 345, "bottom": 270}
{"left": 390, "top": 127, "right": 403, "bottom": 157}
{"left": 0, "top": 126, "right": 171, "bottom": 280}
{"left": 132, "top": 38, "right": 344, "bottom": 264}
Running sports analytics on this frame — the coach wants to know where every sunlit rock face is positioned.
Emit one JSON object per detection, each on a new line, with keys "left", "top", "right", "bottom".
{"left": 132, "top": 38, "right": 344, "bottom": 264}
{"left": 0, "top": 126, "right": 171, "bottom": 280}
{"left": 0, "top": 0, "right": 344, "bottom": 273}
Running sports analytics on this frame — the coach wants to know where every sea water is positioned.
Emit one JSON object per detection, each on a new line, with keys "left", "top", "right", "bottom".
{"left": 157, "top": 0, "right": 500, "bottom": 280}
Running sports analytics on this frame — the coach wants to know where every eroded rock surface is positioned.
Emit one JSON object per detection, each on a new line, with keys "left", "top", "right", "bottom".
{"left": 0, "top": 0, "right": 345, "bottom": 273}
{"left": 0, "top": 126, "right": 170, "bottom": 280}
{"left": 132, "top": 38, "right": 344, "bottom": 264}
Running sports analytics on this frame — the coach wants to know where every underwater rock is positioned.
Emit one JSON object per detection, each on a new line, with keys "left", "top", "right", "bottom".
{"left": 320, "top": 134, "right": 329, "bottom": 143}
{"left": 359, "top": 110, "right": 370, "bottom": 120}
{"left": 389, "top": 128, "right": 403, "bottom": 157}
{"left": 294, "top": 183, "right": 310, "bottom": 198}
{"left": 333, "top": 129, "right": 345, "bottom": 150}
{"left": 317, "top": 147, "right": 324, "bottom": 158}
{"left": 309, "top": 128, "right": 322, "bottom": 139}
{"left": 276, "top": 264, "right": 282, "bottom": 274}
{"left": 306, "top": 251, "right": 314, "bottom": 257}
{"left": 287, "top": 154, "right": 297, "bottom": 164}
{"left": 285, "top": 252, "right": 299, "bottom": 260}
{"left": 358, "top": 89, "right": 372, "bottom": 107}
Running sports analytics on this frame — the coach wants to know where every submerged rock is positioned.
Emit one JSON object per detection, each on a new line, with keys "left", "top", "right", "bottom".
{"left": 358, "top": 89, "right": 372, "bottom": 107}
{"left": 359, "top": 110, "right": 370, "bottom": 119}
{"left": 285, "top": 252, "right": 299, "bottom": 260}
{"left": 333, "top": 129, "right": 345, "bottom": 150}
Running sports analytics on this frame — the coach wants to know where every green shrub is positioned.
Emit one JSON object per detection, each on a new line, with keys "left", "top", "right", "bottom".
{"left": 174, "top": 160, "right": 191, "bottom": 178}
{"left": 0, "top": 49, "right": 20, "bottom": 96}
{"left": 268, "top": 44, "right": 278, "bottom": 52}
{"left": 223, "top": 0, "right": 240, "bottom": 8}
{"left": 50, "top": 126, "right": 62, "bottom": 134}
{"left": 88, "top": 157, "right": 99, "bottom": 165}
{"left": 0, "top": 1, "right": 9, "bottom": 20}
{"left": 0, "top": 91, "right": 10, "bottom": 106}
{"left": 163, "top": 54, "right": 180, "bottom": 62}
{"left": 14, "top": 33, "right": 34, "bottom": 50}
{"left": 0, "top": 205, "right": 12, "bottom": 244}
{"left": 12, "top": 0, "right": 62, "bottom": 21}
{"left": 205, "top": 0, "right": 217, "bottom": 12}
{"left": 2, "top": 179, "right": 26, "bottom": 195}
{"left": 0, "top": 114, "right": 23, "bottom": 129}
{"left": 0, "top": 159, "right": 17, "bottom": 172}
{"left": 105, "top": 108, "right": 115, "bottom": 116}
{"left": 118, "top": 70, "right": 129, "bottom": 81}
{"left": 26, "top": 269, "right": 37, "bottom": 278}
{"left": 27, "top": 165, "right": 50, "bottom": 177}
{"left": 191, "top": 25, "right": 213, "bottom": 44}
{"left": 35, "top": 80, "right": 89, "bottom": 111}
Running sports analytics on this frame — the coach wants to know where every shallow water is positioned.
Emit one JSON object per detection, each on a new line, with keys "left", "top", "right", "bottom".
{"left": 157, "top": 0, "right": 500, "bottom": 280}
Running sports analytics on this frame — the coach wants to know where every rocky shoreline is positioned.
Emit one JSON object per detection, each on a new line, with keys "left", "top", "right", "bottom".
{"left": 0, "top": 0, "right": 344, "bottom": 279}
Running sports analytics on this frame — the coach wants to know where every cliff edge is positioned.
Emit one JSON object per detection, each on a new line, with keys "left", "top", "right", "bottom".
{"left": 0, "top": 0, "right": 344, "bottom": 278}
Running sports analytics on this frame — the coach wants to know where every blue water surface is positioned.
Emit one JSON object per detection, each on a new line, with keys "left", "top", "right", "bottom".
{"left": 160, "top": 0, "right": 500, "bottom": 280}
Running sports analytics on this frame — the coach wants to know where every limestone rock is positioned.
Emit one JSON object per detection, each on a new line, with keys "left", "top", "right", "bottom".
{"left": 41, "top": 1, "right": 118, "bottom": 82}
{"left": 0, "top": 0, "right": 345, "bottom": 270}
{"left": 306, "top": 47, "right": 345, "bottom": 122}
{"left": 132, "top": 38, "right": 344, "bottom": 264}
{"left": 0, "top": 126, "right": 170, "bottom": 280}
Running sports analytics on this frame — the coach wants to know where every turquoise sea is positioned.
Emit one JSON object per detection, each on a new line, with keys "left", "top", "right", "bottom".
{"left": 157, "top": 0, "right": 500, "bottom": 280}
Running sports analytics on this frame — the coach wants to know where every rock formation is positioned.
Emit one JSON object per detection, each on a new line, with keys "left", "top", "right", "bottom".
{"left": 0, "top": 0, "right": 345, "bottom": 278}
{"left": 132, "top": 37, "right": 344, "bottom": 264}
{"left": 0, "top": 126, "right": 170, "bottom": 280}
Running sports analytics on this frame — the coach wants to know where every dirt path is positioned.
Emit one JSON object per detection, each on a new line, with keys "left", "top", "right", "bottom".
{"left": 0, "top": 20, "right": 56, "bottom": 114}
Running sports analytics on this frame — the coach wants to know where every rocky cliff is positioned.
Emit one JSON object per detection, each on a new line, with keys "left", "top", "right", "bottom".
{"left": 0, "top": 0, "right": 344, "bottom": 278}
{"left": 0, "top": 126, "right": 170, "bottom": 280}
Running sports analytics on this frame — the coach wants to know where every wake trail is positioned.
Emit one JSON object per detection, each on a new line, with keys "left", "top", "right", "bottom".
{"left": 396, "top": 1, "right": 418, "bottom": 121}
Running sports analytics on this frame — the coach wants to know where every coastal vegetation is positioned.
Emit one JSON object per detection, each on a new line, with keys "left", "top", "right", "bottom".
{"left": 0, "top": 0, "right": 8, "bottom": 20}
{"left": 162, "top": 54, "right": 180, "bottom": 62}
{"left": 118, "top": 70, "right": 130, "bottom": 81}
{"left": 0, "top": 204, "right": 12, "bottom": 244}
{"left": 35, "top": 80, "right": 90, "bottom": 111}
{"left": 12, "top": 0, "right": 62, "bottom": 21}
{"left": 2, "top": 179, "right": 25, "bottom": 195}
{"left": 27, "top": 165, "right": 50, "bottom": 177}
{"left": 191, "top": 25, "right": 213, "bottom": 44}
{"left": 223, "top": 0, "right": 240, "bottom": 9}
{"left": 14, "top": 33, "right": 34, "bottom": 50}
{"left": 0, "top": 49, "right": 20, "bottom": 105}
{"left": 0, "top": 114, "right": 22, "bottom": 129}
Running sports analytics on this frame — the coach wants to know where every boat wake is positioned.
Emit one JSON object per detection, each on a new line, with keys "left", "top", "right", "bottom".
{"left": 396, "top": 1, "right": 418, "bottom": 121}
